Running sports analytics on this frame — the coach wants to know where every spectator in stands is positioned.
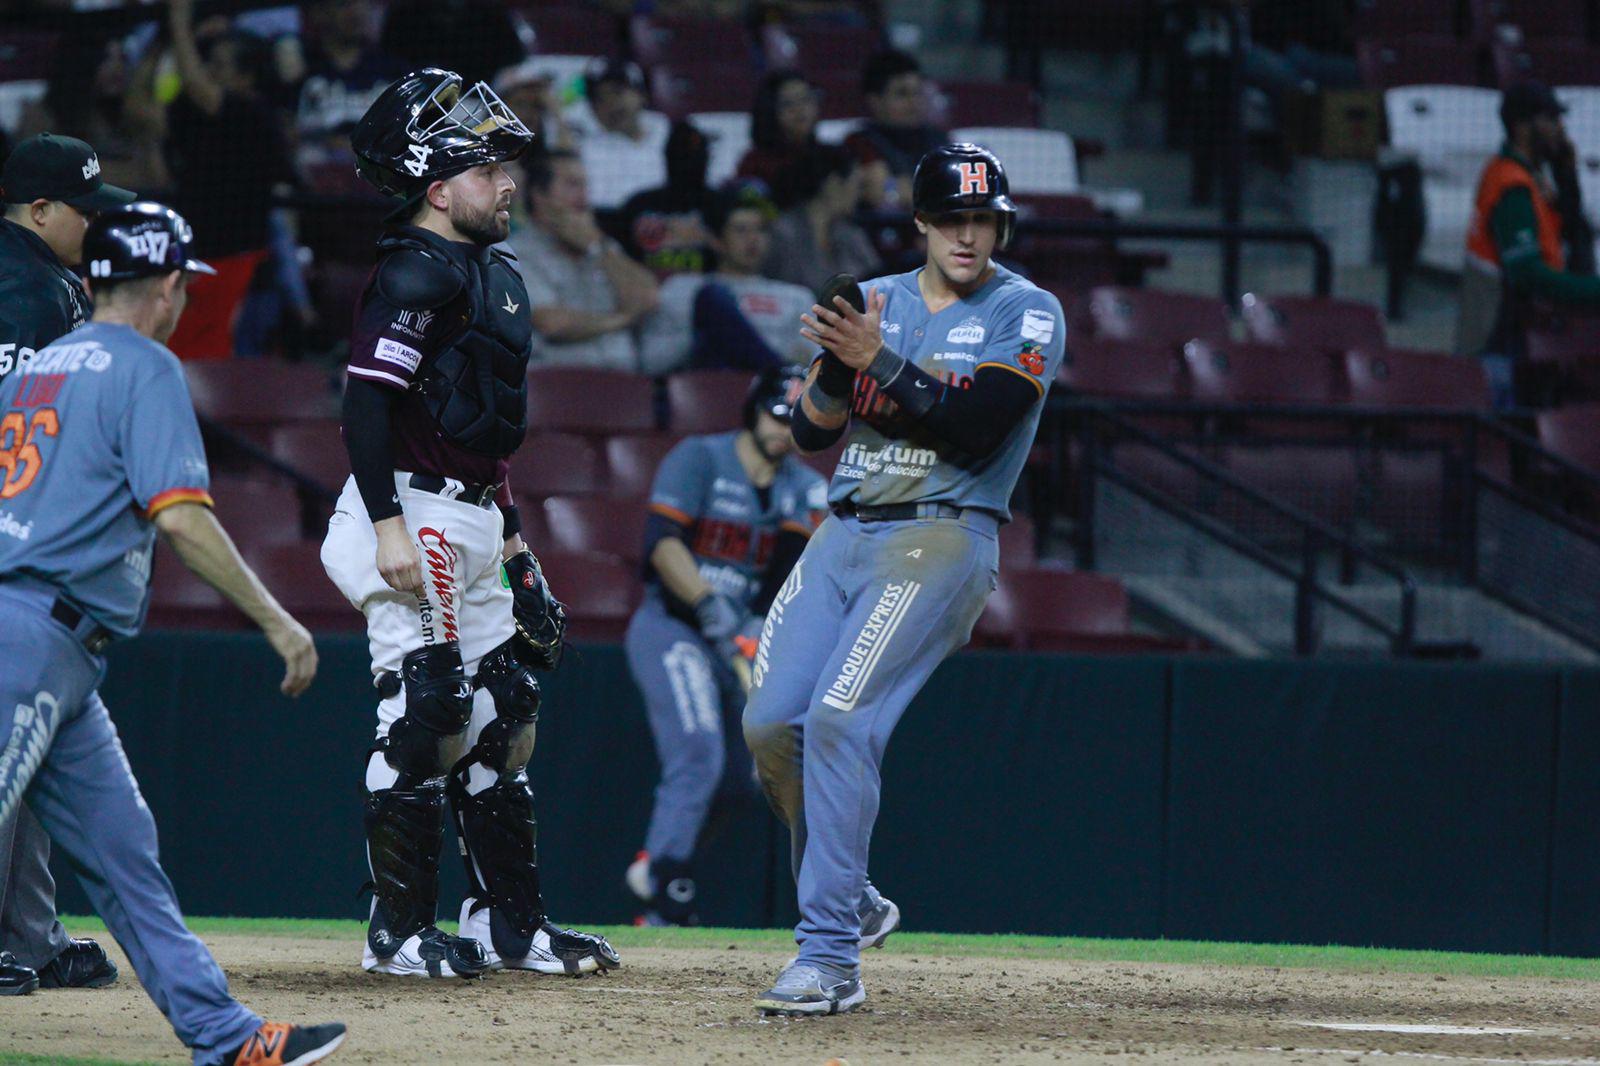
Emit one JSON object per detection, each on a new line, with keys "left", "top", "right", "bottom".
{"left": 161, "top": 0, "right": 293, "bottom": 360}
{"left": 288, "top": 0, "right": 405, "bottom": 190}
{"left": 1460, "top": 82, "right": 1600, "bottom": 407}
{"left": 737, "top": 70, "right": 822, "bottom": 206}
{"left": 845, "top": 49, "right": 947, "bottom": 210}
{"left": 510, "top": 149, "right": 660, "bottom": 370}
{"left": 638, "top": 183, "right": 815, "bottom": 373}
{"left": 617, "top": 121, "right": 717, "bottom": 279}
{"left": 495, "top": 59, "right": 579, "bottom": 156}
{"left": 565, "top": 59, "right": 672, "bottom": 212}
{"left": 764, "top": 144, "right": 880, "bottom": 293}
{"left": 379, "top": 0, "right": 522, "bottom": 86}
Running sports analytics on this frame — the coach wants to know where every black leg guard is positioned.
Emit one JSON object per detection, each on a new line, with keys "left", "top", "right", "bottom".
{"left": 365, "top": 643, "right": 473, "bottom": 951}
{"left": 450, "top": 639, "right": 545, "bottom": 959}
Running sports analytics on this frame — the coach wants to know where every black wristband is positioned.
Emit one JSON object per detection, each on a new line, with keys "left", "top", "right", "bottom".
{"left": 500, "top": 502, "right": 522, "bottom": 539}
{"left": 865, "top": 343, "right": 938, "bottom": 419}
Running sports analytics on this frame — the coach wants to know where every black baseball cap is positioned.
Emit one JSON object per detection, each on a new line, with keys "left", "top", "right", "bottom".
{"left": 1501, "top": 81, "right": 1567, "bottom": 127}
{"left": 1, "top": 133, "right": 137, "bottom": 211}
{"left": 584, "top": 57, "right": 647, "bottom": 95}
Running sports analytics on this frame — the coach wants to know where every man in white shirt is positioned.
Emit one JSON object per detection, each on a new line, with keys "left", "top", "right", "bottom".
{"left": 563, "top": 60, "right": 672, "bottom": 211}
{"left": 638, "top": 184, "right": 816, "bottom": 373}
{"left": 506, "top": 149, "right": 659, "bottom": 370}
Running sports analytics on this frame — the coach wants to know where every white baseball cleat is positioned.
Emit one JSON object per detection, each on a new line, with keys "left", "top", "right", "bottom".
{"left": 362, "top": 925, "right": 489, "bottom": 979}
{"left": 458, "top": 898, "right": 621, "bottom": 975}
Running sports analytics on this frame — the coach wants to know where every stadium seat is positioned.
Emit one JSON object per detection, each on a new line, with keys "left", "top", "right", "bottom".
{"left": 145, "top": 543, "right": 239, "bottom": 631}
{"left": 666, "top": 370, "right": 752, "bottom": 434}
{"left": 1223, "top": 444, "right": 1360, "bottom": 530}
{"left": 761, "top": 21, "right": 881, "bottom": 73}
{"left": 1492, "top": 37, "right": 1600, "bottom": 88}
{"left": 209, "top": 477, "right": 304, "bottom": 550}
{"left": 1352, "top": 0, "right": 1463, "bottom": 40}
{"left": 811, "top": 70, "right": 867, "bottom": 121}
{"left": 997, "top": 513, "right": 1038, "bottom": 569}
{"left": 1357, "top": 35, "right": 1480, "bottom": 89}
{"left": 981, "top": 569, "right": 1166, "bottom": 653}
{"left": 1060, "top": 336, "right": 1187, "bottom": 399}
{"left": 518, "top": 5, "right": 621, "bottom": 57}
{"left": 543, "top": 496, "right": 650, "bottom": 565}
{"left": 1370, "top": 448, "right": 1450, "bottom": 547}
{"left": 1383, "top": 85, "right": 1503, "bottom": 271}
{"left": 630, "top": 14, "right": 755, "bottom": 70}
{"left": 185, "top": 361, "right": 341, "bottom": 427}
{"left": 689, "top": 110, "right": 753, "bottom": 187}
{"left": 1471, "top": 0, "right": 1588, "bottom": 44}
{"left": 606, "top": 433, "right": 682, "bottom": 498}
{"left": 650, "top": 62, "right": 762, "bottom": 121}
{"left": 506, "top": 432, "right": 605, "bottom": 498}
{"left": 525, "top": 367, "right": 657, "bottom": 436}
{"left": 949, "top": 127, "right": 1079, "bottom": 194}
{"left": 1182, "top": 340, "right": 1342, "bottom": 406}
{"left": 268, "top": 421, "right": 350, "bottom": 494}
{"left": 243, "top": 543, "right": 359, "bottom": 631}
{"left": 1538, "top": 403, "right": 1600, "bottom": 473}
{"left": 1086, "top": 286, "right": 1231, "bottom": 347}
{"left": 1240, "top": 293, "right": 1386, "bottom": 354}
{"left": 933, "top": 81, "right": 1043, "bottom": 130}
{"left": 536, "top": 550, "right": 641, "bottom": 641}
{"left": 1343, "top": 347, "right": 1492, "bottom": 409}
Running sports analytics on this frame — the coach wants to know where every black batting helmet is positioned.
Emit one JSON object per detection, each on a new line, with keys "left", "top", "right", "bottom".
{"left": 743, "top": 365, "right": 808, "bottom": 429}
{"left": 351, "top": 68, "right": 533, "bottom": 199}
{"left": 911, "top": 142, "right": 1018, "bottom": 249}
{"left": 83, "top": 202, "right": 215, "bottom": 282}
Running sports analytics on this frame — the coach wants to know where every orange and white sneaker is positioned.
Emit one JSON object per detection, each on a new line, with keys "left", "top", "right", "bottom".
{"left": 227, "top": 1021, "right": 346, "bottom": 1066}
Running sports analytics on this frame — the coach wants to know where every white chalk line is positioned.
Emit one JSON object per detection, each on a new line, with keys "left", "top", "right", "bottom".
{"left": 1257, "top": 1046, "right": 1600, "bottom": 1066}
{"left": 1295, "top": 1023, "right": 1536, "bottom": 1036}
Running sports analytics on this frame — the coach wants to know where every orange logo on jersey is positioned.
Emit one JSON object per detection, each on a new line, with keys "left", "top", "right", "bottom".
{"left": 958, "top": 162, "right": 988, "bottom": 196}
{"left": 1018, "top": 343, "right": 1046, "bottom": 376}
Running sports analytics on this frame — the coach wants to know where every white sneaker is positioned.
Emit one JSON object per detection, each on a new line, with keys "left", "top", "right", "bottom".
{"left": 361, "top": 924, "right": 489, "bottom": 979}
{"left": 625, "top": 850, "right": 653, "bottom": 902}
{"left": 458, "top": 898, "right": 622, "bottom": 975}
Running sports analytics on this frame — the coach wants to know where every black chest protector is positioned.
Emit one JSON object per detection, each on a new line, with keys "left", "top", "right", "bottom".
{"left": 375, "top": 230, "right": 533, "bottom": 459}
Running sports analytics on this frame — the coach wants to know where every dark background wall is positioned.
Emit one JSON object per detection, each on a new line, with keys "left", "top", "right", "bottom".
{"left": 46, "top": 633, "right": 1600, "bottom": 956}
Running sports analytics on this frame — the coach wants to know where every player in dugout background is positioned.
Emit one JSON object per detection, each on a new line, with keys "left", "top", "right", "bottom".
{"left": 742, "top": 143, "right": 1066, "bottom": 1016}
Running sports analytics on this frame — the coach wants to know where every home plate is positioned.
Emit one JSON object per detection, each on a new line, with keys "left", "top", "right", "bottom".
{"left": 1296, "top": 1022, "right": 1535, "bottom": 1036}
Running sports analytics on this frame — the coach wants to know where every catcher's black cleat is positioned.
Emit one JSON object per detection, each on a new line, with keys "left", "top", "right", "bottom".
{"left": 37, "top": 938, "right": 118, "bottom": 989}
{"left": 363, "top": 923, "right": 489, "bottom": 979}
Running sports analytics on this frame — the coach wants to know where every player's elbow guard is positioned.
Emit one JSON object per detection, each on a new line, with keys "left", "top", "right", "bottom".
{"left": 790, "top": 404, "right": 846, "bottom": 454}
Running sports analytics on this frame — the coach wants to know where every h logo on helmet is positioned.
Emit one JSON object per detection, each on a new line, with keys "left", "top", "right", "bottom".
{"left": 958, "top": 162, "right": 988, "bottom": 196}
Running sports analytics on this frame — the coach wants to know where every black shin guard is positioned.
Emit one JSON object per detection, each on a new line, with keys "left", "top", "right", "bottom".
{"left": 363, "top": 784, "right": 447, "bottom": 953}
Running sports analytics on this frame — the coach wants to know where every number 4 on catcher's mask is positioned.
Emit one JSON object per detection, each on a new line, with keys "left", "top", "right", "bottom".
{"left": 352, "top": 68, "right": 535, "bottom": 200}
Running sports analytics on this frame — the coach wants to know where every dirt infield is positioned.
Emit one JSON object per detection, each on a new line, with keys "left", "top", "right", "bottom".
{"left": 6, "top": 931, "right": 1600, "bottom": 1065}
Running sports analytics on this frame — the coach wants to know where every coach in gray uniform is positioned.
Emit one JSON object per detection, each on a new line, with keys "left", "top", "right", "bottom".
{"left": 0, "top": 132, "right": 135, "bottom": 995}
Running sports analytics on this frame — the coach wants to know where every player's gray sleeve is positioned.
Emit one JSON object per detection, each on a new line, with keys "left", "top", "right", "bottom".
{"left": 648, "top": 437, "right": 711, "bottom": 525}
{"left": 119, "top": 364, "right": 212, "bottom": 514}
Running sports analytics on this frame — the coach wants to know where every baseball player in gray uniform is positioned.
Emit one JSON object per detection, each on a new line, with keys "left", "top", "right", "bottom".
{"left": 0, "top": 201, "right": 344, "bottom": 1064}
{"left": 623, "top": 366, "right": 825, "bottom": 925}
{"left": 743, "top": 144, "right": 1065, "bottom": 1015}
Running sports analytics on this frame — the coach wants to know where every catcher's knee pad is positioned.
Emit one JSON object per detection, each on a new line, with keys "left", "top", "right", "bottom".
{"left": 448, "top": 773, "right": 545, "bottom": 945}
{"left": 471, "top": 639, "right": 540, "bottom": 774}
{"left": 384, "top": 642, "right": 473, "bottom": 782}
{"left": 363, "top": 783, "right": 447, "bottom": 946}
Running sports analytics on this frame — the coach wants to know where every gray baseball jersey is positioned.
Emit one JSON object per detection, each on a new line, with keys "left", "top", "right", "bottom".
{"left": 828, "top": 262, "right": 1065, "bottom": 518}
{"left": 0, "top": 321, "right": 212, "bottom": 637}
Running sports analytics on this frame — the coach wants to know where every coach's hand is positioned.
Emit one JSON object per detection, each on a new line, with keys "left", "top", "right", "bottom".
{"left": 374, "top": 515, "right": 424, "bottom": 595}
{"left": 265, "top": 615, "right": 318, "bottom": 697}
{"left": 802, "top": 289, "right": 886, "bottom": 371}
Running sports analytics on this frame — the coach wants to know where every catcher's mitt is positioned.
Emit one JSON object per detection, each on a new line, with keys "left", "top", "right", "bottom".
{"left": 504, "top": 550, "right": 566, "bottom": 670}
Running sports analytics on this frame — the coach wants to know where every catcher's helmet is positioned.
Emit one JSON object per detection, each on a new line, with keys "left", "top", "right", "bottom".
{"left": 911, "top": 142, "right": 1018, "bottom": 249}
{"left": 83, "top": 201, "right": 216, "bottom": 282}
{"left": 351, "top": 68, "right": 533, "bottom": 199}
{"left": 744, "top": 365, "right": 809, "bottom": 429}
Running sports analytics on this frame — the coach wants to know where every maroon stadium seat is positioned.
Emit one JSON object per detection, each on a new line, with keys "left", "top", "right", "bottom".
{"left": 244, "top": 542, "right": 360, "bottom": 631}
{"left": 1182, "top": 340, "right": 1341, "bottom": 405}
{"left": 1492, "top": 37, "right": 1600, "bottom": 88}
{"left": 526, "top": 367, "right": 657, "bottom": 436}
{"left": 1087, "top": 286, "right": 1231, "bottom": 347}
{"left": 268, "top": 420, "right": 350, "bottom": 494}
{"left": 605, "top": 433, "right": 682, "bottom": 498}
{"left": 649, "top": 62, "right": 761, "bottom": 120}
{"left": 209, "top": 477, "right": 304, "bottom": 550}
{"left": 1344, "top": 347, "right": 1492, "bottom": 408}
{"left": 1356, "top": 35, "right": 1480, "bottom": 89}
{"left": 145, "top": 543, "right": 240, "bottom": 630}
{"left": 981, "top": 568, "right": 1169, "bottom": 653}
{"left": 1370, "top": 449, "right": 1449, "bottom": 545}
{"left": 997, "top": 513, "right": 1038, "bottom": 569}
{"left": 1060, "top": 336, "right": 1187, "bottom": 399}
{"left": 630, "top": 13, "right": 754, "bottom": 69}
{"left": 666, "top": 370, "right": 752, "bottom": 434}
{"left": 930, "top": 80, "right": 1043, "bottom": 130}
{"left": 1223, "top": 445, "right": 1359, "bottom": 529}
{"left": 1471, "top": 0, "right": 1587, "bottom": 43}
{"left": 1527, "top": 315, "right": 1600, "bottom": 366}
{"left": 537, "top": 550, "right": 641, "bottom": 641}
{"left": 506, "top": 432, "right": 605, "bottom": 499}
{"left": 185, "top": 361, "right": 340, "bottom": 427}
{"left": 1352, "top": 0, "right": 1463, "bottom": 40}
{"left": 517, "top": 5, "right": 622, "bottom": 56}
{"left": 761, "top": 21, "right": 880, "bottom": 72}
{"left": 543, "top": 496, "right": 650, "bottom": 565}
{"left": 1241, "top": 294, "right": 1386, "bottom": 354}
{"left": 811, "top": 68, "right": 867, "bottom": 119}
{"left": 1538, "top": 403, "right": 1600, "bottom": 474}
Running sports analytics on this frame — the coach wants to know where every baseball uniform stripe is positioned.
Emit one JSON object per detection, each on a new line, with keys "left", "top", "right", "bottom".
{"left": 649, "top": 502, "right": 694, "bottom": 526}
{"left": 347, "top": 365, "right": 411, "bottom": 389}
{"left": 143, "top": 487, "right": 214, "bottom": 518}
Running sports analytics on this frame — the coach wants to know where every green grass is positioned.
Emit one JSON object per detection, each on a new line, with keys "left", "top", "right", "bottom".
{"left": 55, "top": 914, "right": 1600, "bottom": 981}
